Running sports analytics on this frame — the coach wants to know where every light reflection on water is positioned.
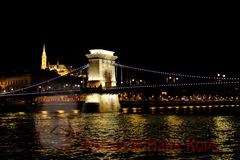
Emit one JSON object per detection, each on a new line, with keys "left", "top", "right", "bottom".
{"left": 211, "top": 117, "right": 235, "bottom": 159}
{"left": 1, "top": 108, "right": 240, "bottom": 159}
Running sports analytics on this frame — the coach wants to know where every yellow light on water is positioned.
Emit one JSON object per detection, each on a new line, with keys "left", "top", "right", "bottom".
{"left": 72, "top": 110, "right": 79, "bottom": 114}
{"left": 132, "top": 108, "right": 137, "bottom": 113}
{"left": 41, "top": 111, "right": 48, "bottom": 114}
{"left": 57, "top": 110, "right": 65, "bottom": 114}
{"left": 122, "top": 108, "right": 128, "bottom": 113}
{"left": 18, "top": 112, "right": 25, "bottom": 115}
{"left": 150, "top": 107, "right": 156, "bottom": 114}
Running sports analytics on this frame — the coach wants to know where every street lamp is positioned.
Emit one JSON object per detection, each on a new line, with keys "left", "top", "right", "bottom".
{"left": 217, "top": 73, "right": 226, "bottom": 80}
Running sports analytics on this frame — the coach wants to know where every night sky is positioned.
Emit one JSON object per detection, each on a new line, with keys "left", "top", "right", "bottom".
{"left": 0, "top": 3, "right": 239, "bottom": 75}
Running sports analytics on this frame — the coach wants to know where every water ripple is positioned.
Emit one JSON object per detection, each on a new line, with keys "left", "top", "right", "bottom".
{"left": 1, "top": 111, "right": 240, "bottom": 159}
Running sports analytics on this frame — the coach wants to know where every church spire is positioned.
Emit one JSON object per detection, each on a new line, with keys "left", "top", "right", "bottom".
{"left": 42, "top": 44, "right": 46, "bottom": 56}
{"left": 41, "top": 44, "right": 47, "bottom": 70}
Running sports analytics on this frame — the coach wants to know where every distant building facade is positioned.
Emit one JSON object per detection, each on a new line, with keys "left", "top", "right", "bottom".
{"left": 0, "top": 74, "right": 32, "bottom": 93}
{"left": 0, "top": 73, "right": 57, "bottom": 93}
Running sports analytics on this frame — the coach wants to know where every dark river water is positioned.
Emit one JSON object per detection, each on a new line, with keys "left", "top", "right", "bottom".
{"left": 1, "top": 106, "right": 240, "bottom": 159}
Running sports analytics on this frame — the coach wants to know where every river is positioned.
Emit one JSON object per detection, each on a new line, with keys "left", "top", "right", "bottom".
{"left": 0, "top": 105, "right": 240, "bottom": 159}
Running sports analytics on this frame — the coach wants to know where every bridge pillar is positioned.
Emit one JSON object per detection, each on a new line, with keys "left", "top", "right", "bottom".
{"left": 86, "top": 49, "right": 118, "bottom": 89}
{"left": 84, "top": 93, "right": 120, "bottom": 112}
{"left": 84, "top": 49, "right": 120, "bottom": 112}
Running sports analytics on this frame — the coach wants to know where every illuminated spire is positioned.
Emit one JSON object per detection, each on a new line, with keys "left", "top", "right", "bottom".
{"left": 42, "top": 44, "right": 46, "bottom": 56}
{"left": 41, "top": 44, "right": 47, "bottom": 70}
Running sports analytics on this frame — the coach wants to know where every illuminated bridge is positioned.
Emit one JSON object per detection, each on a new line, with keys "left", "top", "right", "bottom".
{"left": 0, "top": 49, "right": 239, "bottom": 112}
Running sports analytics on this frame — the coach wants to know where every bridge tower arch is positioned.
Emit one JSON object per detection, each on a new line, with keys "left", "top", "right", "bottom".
{"left": 86, "top": 49, "right": 118, "bottom": 88}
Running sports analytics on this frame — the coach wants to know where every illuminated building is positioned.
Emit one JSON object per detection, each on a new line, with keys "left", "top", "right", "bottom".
{"left": 0, "top": 73, "right": 58, "bottom": 93}
{"left": 86, "top": 49, "right": 118, "bottom": 88}
{"left": 0, "top": 74, "right": 31, "bottom": 92}
{"left": 41, "top": 44, "right": 70, "bottom": 76}
{"left": 48, "top": 60, "right": 69, "bottom": 76}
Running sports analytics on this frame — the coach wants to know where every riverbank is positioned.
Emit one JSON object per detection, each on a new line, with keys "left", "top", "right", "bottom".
{"left": 0, "top": 100, "right": 239, "bottom": 114}
{"left": 120, "top": 100, "right": 240, "bottom": 107}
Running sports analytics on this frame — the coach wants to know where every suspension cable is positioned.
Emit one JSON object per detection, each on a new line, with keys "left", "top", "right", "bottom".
{"left": 3, "top": 64, "right": 89, "bottom": 95}
{"left": 114, "top": 63, "right": 239, "bottom": 81}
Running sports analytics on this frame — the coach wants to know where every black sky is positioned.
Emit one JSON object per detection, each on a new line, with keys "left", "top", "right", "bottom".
{"left": 0, "top": 3, "right": 239, "bottom": 75}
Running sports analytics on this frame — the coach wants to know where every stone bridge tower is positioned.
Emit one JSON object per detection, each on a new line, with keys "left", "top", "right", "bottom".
{"left": 86, "top": 49, "right": 118, "bottom": 88}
